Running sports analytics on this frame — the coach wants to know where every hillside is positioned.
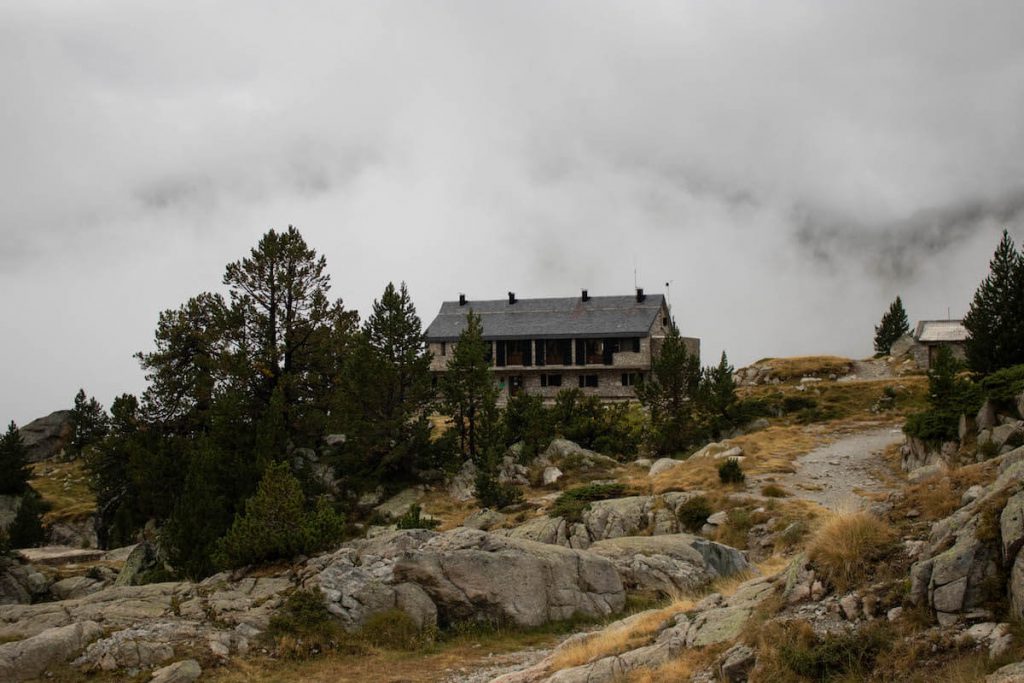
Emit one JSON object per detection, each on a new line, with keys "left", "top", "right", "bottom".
{"left": 12, "top": 355, "right": 1024, "bottom": 682}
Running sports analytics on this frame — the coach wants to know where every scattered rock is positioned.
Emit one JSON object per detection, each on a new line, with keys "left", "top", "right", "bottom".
{"left": 150, "top": 658, "right": 202, "bottom": 683}
{"left": 719, "top": 643, "right": 756, "bottom": 682}
{"left": 114, "top": 541, "right": 159, "bottom": 587}
{"left": 463, "top": 508, "right": 507, "bottom": 531}
{"left": 542, "top": 467, "right": 563, "bottom": 486}
{"left": 375, "top": 487, "right": 426, "bottom": 520}
{"left": 648, "top": 458, "right": 682, "bottom": 477}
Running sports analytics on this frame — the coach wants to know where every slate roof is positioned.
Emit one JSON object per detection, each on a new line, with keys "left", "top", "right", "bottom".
{"left": 914, "top": 320, "right": 968, "bottom": 343}
{"left": 424, "top": 294, "right": 667, "bottom": 341}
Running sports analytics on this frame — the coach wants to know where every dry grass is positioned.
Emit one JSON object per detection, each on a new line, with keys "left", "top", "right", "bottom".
{"left": 807, "top": 511, "right": 896, "bottom": 592}
{"left": 750, "top": 356, "right": 854, "bottom": 381}
{"left": 548, "top": 599, "right": 694, "bottom": 671}
{"left": 625, "top": 648, "right": 711, "bottom": 682}
{"left": 29, "top": 460, "right": 95, "bottom": 523}
{"left": 547, "top": 564, "right": 779, "bottom": 676}
{"left": 416, "top": 490, "right": 481, "bottom": 531}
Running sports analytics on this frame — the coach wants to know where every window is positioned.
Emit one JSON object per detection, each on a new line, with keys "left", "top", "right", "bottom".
{"left": 578, "top": 374, "right": 599, "bottom": 388}
{"left": 539, "top": 339, "right": 572, "bottom": 366}
{"left": 540, "top": 373, "right": 562, "bottom": 388}
{"left": 632, "top": 337, "right": 641, "bottom": 353}
{"left": 440, "top": 342, "right": 447, "bottom": 356}
{"left": 509, "top": 375, "right": 524, "bottom": 396}
{"left": 496, "top": 340, "right": 531, "bottom": 367}
{"left": 621, "top": 372, "right": 644, "bottom": 386}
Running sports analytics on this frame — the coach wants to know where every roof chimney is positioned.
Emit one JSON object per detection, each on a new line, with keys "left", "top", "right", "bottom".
{"left": 508, "top": 291, "right": 517, "bottom": 305}
{"left": 582, "top": 289, "right": 590, "bottom": 302}
{"left": 458, "top": 293, "right": 466, "bottom": 306}
{"left": 636, "top": 288, "right": 645, "bottom": 303}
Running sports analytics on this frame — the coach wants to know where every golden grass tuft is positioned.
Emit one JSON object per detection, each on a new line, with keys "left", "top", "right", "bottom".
{"left": 625, "top": 649, "right": 709, "bottom": 682}
{"left": 548, "top": 597, "right": 696, "bottom": 671}
{"left": 750, "top": 356, "right": 853, "bottom": 381}
{"left": 807, "top": 511, "right": 896, "bottom": 592}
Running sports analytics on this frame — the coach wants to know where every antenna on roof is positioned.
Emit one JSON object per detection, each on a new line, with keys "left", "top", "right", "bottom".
{"left": 947, "top": 306, "right": 951, "bottom": 321}
{"left": 633, "top": 256, "right": 639, "bottom": 290}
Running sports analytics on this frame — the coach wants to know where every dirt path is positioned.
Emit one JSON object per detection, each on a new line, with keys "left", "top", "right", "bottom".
{"left": 757, "top": 425, "right": 904, "bottom": 511}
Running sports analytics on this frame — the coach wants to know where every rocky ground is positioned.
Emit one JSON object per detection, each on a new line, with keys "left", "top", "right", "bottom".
{"left": 757, "top": 424, "right": 904, "bottom": 511}
{"left": 3, "top": 358, "right": 1024, "bottom": 681}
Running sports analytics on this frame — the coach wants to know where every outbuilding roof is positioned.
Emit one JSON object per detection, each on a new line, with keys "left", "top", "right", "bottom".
{"left": 424, "top": 294, "right": 667, "bottom": 341}
{"left": 914, "top": 320, "right": 968, "bottom": 343}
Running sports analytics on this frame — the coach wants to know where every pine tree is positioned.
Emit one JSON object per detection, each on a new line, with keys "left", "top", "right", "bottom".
{"left": 136, "top": 293, "right": 228, "bottom": 434}
{"left": 7, "top": 489, "right": 46, "bottom": 548}
{"left": 0, "top": 422, "right": 31, "bottom": 495}
{"left": 699, "top": 351, "right": 738, "bottom": 440}
{"left": 213, "top": 461, "right": 344, "bottom": 569}
{"left": 440, "top": 312, "right": 496, "bottom": 460}
{"left": 963, "top": 230, "right": 1024, "bottom": 374}
{"left": 70, "top": 389, "right": 109, "bottom": 457}
{"left": 636, "top": 324, "right": 702, "bottom": 455}
{"left": 334, "top": 282, "right": 433, "bottom": 481}
{"left": 874, "top": 296, "right": 911, "bottom": 355}
{"left": 222, "top": 226, "right": 342, "bottom": 431}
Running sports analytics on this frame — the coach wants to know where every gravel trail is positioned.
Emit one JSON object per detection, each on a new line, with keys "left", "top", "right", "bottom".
{"left": 763, "top": 426, "right": 905, "bottom": 511}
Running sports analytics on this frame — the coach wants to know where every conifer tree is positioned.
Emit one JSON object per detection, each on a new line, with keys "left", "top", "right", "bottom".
{"left": 440, "top": 312, "right": 495, "bottom": 459}
{"left": 699, "top": 352, "right": 738, "bottom": 440}
{"left": 963, "top": 230, "right": 1024, "bottom": 374}
{"left": 222, "top": 226, "right": 342, "bottom": 431}
{"left": 7, "top": 490, "right": 46, "bottom": 548}
{"left": 334, "top": 282, "right": 433, "bottom": 480}
{"left": 70, "top": 389, "right": 109, "bottom": 457}
{"left": 873, "top": 296, "right": 911, "bottom": 355}
{"left": 0, "top": 422, "right": 31, "bottom": 495}
{"left": 136, "top": 293, "right": 228, "bottom": 434}
{"left": 636, "top": 324, "right": 702, "bottom": 454}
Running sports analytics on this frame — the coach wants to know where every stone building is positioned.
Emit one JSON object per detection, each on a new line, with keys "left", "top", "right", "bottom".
{"left": 892, "top": 319, "right": 968, "bottom": 369}
{"left": 424, "top": 289, "right": 699, "bottom": 402}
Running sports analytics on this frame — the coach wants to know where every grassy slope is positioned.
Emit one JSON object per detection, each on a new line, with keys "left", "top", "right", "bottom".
{"left": 29, "top": 460, "right": 96, "bottom": 526}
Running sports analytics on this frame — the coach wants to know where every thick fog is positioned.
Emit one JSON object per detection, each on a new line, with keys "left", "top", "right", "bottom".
{"left": 2, "top": 1, "right": 1023, "bottom": 423}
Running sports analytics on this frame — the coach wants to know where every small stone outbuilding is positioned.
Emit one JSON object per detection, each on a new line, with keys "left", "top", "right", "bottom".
{"left": 893, "top": 320, "right": 968, "bottom": 369}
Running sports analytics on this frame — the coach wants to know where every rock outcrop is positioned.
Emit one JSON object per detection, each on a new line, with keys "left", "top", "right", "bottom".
{"left": 910, "top": 447, "right": 1024, "bottom": 625}
{"left": 492, "top": 575, "right": 776, "bottom": 683}
{"left": 495, "top": 492, "right": 707, "bottom": 550}
{"left": 0, "top": 621, "right": 103, "bottom": 681}
{"left": 18, "top": 411, "right": 74, "bottom": 462}
{"left": 587, "top": 535, "right": 751, "bottom": 595}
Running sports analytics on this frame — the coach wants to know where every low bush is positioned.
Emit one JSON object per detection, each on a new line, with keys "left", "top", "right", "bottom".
{"left": 808, "top": 512, "right": 895, "bottom": 591}
{"left": 395, "top": 504, "right": 440, "bottom": 530}
{"left": 760, "top": 484, "right": 788, "bottom": 498}
{"left": 782, "top": 395, "right": 818, "bottom": 413}
{"left": 550, "top": 483, "right": 629, "bottom": 523}
{"left": 360, "top": 608, "right": 433, "bottom": 650}
{"left": 766, "top": 620, "right": 891, "bottom": 681}
{"left": 677, "top": 496, "right": 712, "bottom": 532}
{"left": 269, "top": 588, "right": 351, "bottom": 659}
{"left": 718, "top": 458, "right": 745, "bottom": 484}
{"left": 474, "top": 459, "right": 523, "bottom": 510}
{"left": 981, "top": 364, "right": 1024, "bottom": 404}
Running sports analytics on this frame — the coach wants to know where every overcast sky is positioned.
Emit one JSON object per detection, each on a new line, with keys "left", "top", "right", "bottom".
{"left": 3, "top": 1, "right": 1024, "bottom": 424}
